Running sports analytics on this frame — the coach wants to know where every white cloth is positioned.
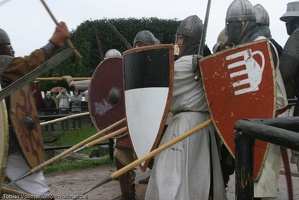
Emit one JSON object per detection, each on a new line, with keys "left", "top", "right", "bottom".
{"left": 57, "top": 92, "right": 71, "bottom": 109}
{"left": 73, "top": 80, "right": 90, "bottom": 91}
{"left": 253, "top": 36, "right": 289, "bottom": 198}
{"left": 145, "top": 55, "right": 227, "bottom": 200}
{"left": 6, "top": 152, "right": 51, "bottom": 196}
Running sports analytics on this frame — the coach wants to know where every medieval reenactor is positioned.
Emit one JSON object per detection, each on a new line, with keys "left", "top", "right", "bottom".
{"left": 279, "top": 1, "right": 299, "bottom": 173}
{"left": 0, "top": 22, "right": 70, "bottom": 199}
{"left": 145, "top": 15, "right": 227, "bottom": 200}
{"left": 254, "top": 3, "right": 283, "bottom": 56}
{"left": 225, "top": 0, "right": 289, "bottom": 199}
{"left": 62, "top": 49, "right": 122, "bottom": 91}
{"left": 212, "top": 27, "right": 229, "bottom": 53}
{"left": 211, "top": 28, "right": 236, "bottom": 190}
{"left": 56, "top": 88, "right": 71, "bottom": 130}
{"left": 114, "top": 30, "right": 159, "bottom": 200}
{"left": 41, "top": 91, "right": 57, "bottom": 132}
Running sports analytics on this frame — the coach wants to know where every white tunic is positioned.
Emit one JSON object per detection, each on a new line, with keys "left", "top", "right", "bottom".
{"left": 145, "top": 55, "right": 227, "bottom": 200}
{"left": 253, "top": 36, "right": 289, "bottom": 198}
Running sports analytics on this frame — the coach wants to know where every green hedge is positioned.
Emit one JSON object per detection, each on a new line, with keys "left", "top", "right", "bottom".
{"left": 39, "top": 17, "right": 181, "bottom": 91}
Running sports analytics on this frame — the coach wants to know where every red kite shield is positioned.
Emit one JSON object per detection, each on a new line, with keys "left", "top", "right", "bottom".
{"left": 200, "top": 39, "right": 275, "bottom": 180}
{"left": 123, "top": 44, "right": 174, "bottom": 171}
{"left": 89, "top": 57, "right": 127, "bottom": 138}
{"left": 10, "top": 85, "right": 45, "bottom": 168}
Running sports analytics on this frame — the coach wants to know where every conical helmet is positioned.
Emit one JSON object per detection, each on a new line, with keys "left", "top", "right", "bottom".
{"left": 254, "top": 4, "right": 270, "bottom": 26}
{"left": 226, "top": 0, "right": 256, "bottom": 23}
{"left": 0, "top": 28, "right": 10, "bottom": 44}
{"left": 133, "top": 30, "right": 156, "bottom": 47}
{"left": 212, "top": 28, "right": 228, "bottom": 53}
{"left": 104, "top": 49, "right": 122, "bottom": 59}
{"left": 176, "top": 15, "right": 203, "bottom": 41}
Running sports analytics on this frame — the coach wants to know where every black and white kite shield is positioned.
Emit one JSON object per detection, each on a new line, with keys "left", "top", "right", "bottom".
{"left": 123, "top": 44, "right": 174, "bottom": 171}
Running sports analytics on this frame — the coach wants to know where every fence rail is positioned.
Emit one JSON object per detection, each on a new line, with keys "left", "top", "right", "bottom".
{"left": 234, "top": 117, "right": 299, "bottom": 200}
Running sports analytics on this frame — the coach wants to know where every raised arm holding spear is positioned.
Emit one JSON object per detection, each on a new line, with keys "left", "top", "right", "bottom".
{"left": 40, "top": 0, "right": 82, "bottom": 59}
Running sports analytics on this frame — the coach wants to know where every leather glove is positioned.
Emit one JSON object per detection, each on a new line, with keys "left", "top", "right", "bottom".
{"left": 50, "top": 22, "right": 70, "bottom": 47}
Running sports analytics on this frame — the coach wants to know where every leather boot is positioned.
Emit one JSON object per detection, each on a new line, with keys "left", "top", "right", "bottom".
{"left": 115, "top": 158, "right": 137, "bottom": 200}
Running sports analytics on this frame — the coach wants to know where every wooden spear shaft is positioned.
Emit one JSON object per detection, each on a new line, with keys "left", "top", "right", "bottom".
{"left": 73, "top": 127, "right": 127, "bottom": 153}
{"left": 79, "top": 119, "right": 213, "bottom": 197}
{"left": 40, "top": 112, "right": 90, "bottom": 126}
{"left": 35, "top": 77, "right": 91, "bottom": 81}
{"left": 40, "top": 0, "right": 82, "bottom": 59}
{"left": 15, "top": 118, "right": 126, "bottom": 181}
{"left": 111, "top": 119, "right": 212, "bottom": 179}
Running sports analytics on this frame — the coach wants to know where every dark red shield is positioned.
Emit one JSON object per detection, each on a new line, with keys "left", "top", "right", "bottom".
{"left": 10, "top": 85, "right": 45, "bottom": 168}
{"left": 88, "top": 57, "right": 127, "bottom": 138}
{"left": 200, "top": 39, "right": 275, "bottom": 180}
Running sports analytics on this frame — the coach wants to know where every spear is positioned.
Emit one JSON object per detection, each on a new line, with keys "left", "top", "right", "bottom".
{"left": 194, "top": 0, "right": 212, "bottom": 81}
{"left": 35, "top": 77, "right": 91, "bottom": 82}
{"left": 40, "top": 0, "right": 82, "bottom": 59}
{"left": 106, "top": 20, "right": 132, "bottom": 49}
{"left": 73, "top": 127, "right": 127, "bottom": 153}
{"left": 40, "top": 112, "right": 90, "bottom": 126}
{"left": 94, "top": 29, "right": 105, "bottom": 61}
{"left": 75, "top": 119, "right": 212, "bottom": 198}
{"left": 15, "top": 118, "right": 126, "bottom": 181}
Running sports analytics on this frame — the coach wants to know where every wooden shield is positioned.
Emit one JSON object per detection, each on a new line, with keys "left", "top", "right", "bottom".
{"left": 88, "top": 57, "right": 127, "bottom": 138}
{"left": 0, "top": 85, "right": 9, "bottom": 189}
{"left": 123, "top": 44, "right": 174, "bottom": 171}
{"left": 200, "top": 39, "right": 276, "bottom": 180}
{"left": 10, "top": 85, "right": 45, "bottom": 168}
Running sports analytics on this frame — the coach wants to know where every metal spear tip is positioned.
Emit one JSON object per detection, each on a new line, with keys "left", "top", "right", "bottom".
{"left": 72, "top": 145, "right": 86, "bottom": 153}
{"left": 15, "top": 171, "right": 30, "bottom": 182}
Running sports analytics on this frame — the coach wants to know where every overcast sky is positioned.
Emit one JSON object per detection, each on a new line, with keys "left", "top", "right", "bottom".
{"left": 0, "top": 0, "right": 291, "bottom": 57}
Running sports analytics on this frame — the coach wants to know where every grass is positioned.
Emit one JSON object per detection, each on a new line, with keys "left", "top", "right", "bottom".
{"left": 43, "top": 126, "right": 115, "bottom": 174}
{"left": 43, "top": 155, "right": 114, "bottom": 174}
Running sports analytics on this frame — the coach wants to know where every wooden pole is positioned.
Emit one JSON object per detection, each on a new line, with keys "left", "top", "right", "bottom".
{"left": 111, "top": 119, "right": 212, "bottom": 178}
{"left": 40, "top": 112, "right": 90, "bottom": 126}
{"left": 40, "top": 0, "right": 82, "bottom": 59}
{"left": 79, "top": 119, "right": 212, "bottom": 196}
{"left": 35, "top": 77, "right": 90, "bottom": 82}
{"left": 73, "top": 127, "right": 127, "bottom": 153}
{"left": 15, "top": 118, "right": 126, "bottom": 181}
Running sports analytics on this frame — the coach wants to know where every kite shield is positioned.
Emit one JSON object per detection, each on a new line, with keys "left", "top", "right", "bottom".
{"left": 123, "top": 44, "right": 174, "bottom": 171}
{"left": 88, "top": 57, "right": 127, "bottom": 138}
{"left": 0, "top": 85, "right": 8, "bottom": 189}
{"left": 10, "top": 85, "right": 45, "bottom": 168}
{"left": 200, "top": 39, "right": 276, "bottom": 180}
